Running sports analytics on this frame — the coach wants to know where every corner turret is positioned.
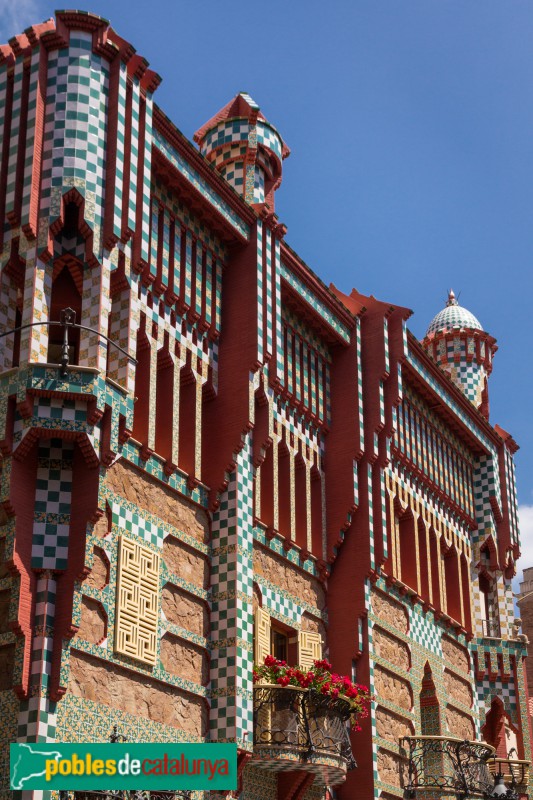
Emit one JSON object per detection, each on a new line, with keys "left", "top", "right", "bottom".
{"left": 422, "top": 291, "right": 497, "bottom": 418}
{"left": 194, "top": 92, "right": 290, "bottom": 211}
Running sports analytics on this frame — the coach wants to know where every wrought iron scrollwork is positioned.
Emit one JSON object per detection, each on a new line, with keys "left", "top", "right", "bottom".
{"left": 66, "top": 792, "right": 192, "bottom": 800}
{"left": 59, "top": 730, "right": 192, "bottom": 800}
{"left": 401, "top": 735, "right": 495, "bottom": 799}
{"left": 253, "top": 685, "right": 356, "bottom": 770}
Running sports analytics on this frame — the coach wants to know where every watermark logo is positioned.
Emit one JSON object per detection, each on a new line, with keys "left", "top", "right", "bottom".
{"left": 10, "top": 743, "right": 237, "bottom": 791}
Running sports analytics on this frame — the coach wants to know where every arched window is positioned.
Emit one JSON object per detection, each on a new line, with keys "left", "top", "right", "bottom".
{"left": 47, "top": 262, "right": 82, "bottom": 365}
{"left": 398, "top": 509, "right": 418, "bottom": 592}
{"left": 443, "top": 543, "right": 462, "bottom": 625}
{"left": 479, "top": 572, "right": 500, "bottom": 638}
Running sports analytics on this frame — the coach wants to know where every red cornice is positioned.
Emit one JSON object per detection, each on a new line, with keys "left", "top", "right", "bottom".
{"left": 280, "top": 242, "right": 358, "bottom": 333}
{"left": 406, "top": 332, "right": 507, "bottom": 451}
{"left": 55, "top": 10, "right": 109, "bottom": 32}
{"left": 494, "top": 424, "right": 519, "bottom": 454}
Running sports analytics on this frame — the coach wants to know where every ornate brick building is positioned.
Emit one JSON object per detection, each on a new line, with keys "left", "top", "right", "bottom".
{"left": 0, "top": 11, "right": 529, "bottom": 800}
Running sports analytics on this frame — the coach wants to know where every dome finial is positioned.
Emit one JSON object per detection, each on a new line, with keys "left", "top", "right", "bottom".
{"left": 447, "top": 289, "right": 458, "bottom": 307}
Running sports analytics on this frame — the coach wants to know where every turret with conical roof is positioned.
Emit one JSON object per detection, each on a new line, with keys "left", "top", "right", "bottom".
{"left": 194, "top": 92, "right": 290, "bottom": 211}
{"left": 422, "top": 291, "right": 497, "bottom": 418}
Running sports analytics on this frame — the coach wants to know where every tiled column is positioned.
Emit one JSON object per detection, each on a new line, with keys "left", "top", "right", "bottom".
{"left": 209, "top": 435, "right": 255, "bottom": 748}
{"left": 16, "top": 439, "right": 73, "bottom": 800}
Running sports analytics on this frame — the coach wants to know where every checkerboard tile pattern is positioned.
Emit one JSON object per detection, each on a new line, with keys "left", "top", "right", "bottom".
{"left": 408, "top": 605, "right": 442, "bottom": 657}
{"left": 111, "top": 499, "right": 165, "bottom": 549}
{"left": 31, "top": 439, "right": 74, "bottom": 571}
{"left": 256, "top": 579, "right": 304, "bottom": 626}
{"left": 477, "top": 674, "right": 518, "bottom": 723}
{"left": 17, "top": 574, "right": 59, "bottom": 745}
{"left": 209, "top": 435, "right": 255, "bottom": 747}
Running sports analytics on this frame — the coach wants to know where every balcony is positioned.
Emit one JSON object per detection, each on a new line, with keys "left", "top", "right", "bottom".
{"left": 64, "top": 794, "right": 191, "bottom": 800}
{"left": 401, "top": 735, "right": 495, "bottom": 798}
{"left": 252, "top": 685, "right": 356, "bottom": 785}
{"left": 488, "top": 754, "right": 530, "bottom": 792}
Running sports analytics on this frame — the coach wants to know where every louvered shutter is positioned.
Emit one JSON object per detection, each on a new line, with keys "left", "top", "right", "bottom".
{"left": 254, "top": 607, "right": 271, "bottom": 665}
{"left": 298, "top": 630, "right": 322, "bottom": 669}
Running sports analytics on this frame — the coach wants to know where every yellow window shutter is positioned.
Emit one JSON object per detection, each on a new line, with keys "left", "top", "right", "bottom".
{"left": 298, "top": 630, "right": 322, "bottom": 669}
{"left": 254, "top": 607, "right": 271, "bottom": 665}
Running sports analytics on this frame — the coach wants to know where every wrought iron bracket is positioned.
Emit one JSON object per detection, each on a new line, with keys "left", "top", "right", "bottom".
{"left": 0, "top": 307, "right": 136, "bottom": 377}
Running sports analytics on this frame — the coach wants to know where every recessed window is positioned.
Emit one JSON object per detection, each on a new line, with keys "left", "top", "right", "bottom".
{"left": 271, "top": 627, "right": 288, "bottom": 662}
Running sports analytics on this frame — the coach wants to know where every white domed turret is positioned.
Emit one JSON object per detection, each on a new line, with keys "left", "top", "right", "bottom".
{"left": 422, "top": 291, "right": 497, "bottom": 419}
{"left": 426, "top": 290, "right": 483, "bottom": 337}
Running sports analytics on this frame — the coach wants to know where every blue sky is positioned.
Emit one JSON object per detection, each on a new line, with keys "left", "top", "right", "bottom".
{"left": 3, "top": 1, "right": 533, "bottom": 581}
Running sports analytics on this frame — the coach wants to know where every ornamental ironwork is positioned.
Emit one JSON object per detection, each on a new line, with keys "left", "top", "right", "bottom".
{"left": 487, "top": 750, "right": 530, "bottom": 798}
{"left": 58, "top": 731, "right": 193, "bottom": 800}
{"left": 253, "top": 685, "right": 356, "bottom": 770}
{"left": 401, "top": 735, "right": 495, "bottom": 799}
{"left": 69, "top": 793, "right": 192, "bottom": 800}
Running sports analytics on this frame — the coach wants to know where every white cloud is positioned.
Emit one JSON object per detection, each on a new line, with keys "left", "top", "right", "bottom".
{"left": 0, "top": 0, "right": 47, "bottom": 42}
{"left": 512, "top": 504, "right": 533, "bottom": 596}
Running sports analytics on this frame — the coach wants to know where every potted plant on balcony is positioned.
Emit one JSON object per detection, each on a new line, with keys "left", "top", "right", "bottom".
{"left": 253, "top": 656, "right": 372, "bottom": 732}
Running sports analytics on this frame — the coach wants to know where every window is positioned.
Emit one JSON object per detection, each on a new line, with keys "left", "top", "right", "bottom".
{"left": 254, "top": 606, "right": 322, "bottom": 668}
{"left": 271, "top": 627, "right": 288, "bottom": 662}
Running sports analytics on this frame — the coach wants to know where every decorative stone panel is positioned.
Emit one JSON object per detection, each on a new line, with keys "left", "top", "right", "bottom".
{"left": 85, "top": 546, "right": 110, "bottom": 590}
{"left": 162, "top": 535, "right": 208, "bottom": 588}
{"left": 376, "top": 706, "right": 414, "bottom": 742}
{"left": 377, "top": 748, "right": 408, "bottom": 787}
{"left": 77, "top": 597, "right": 107, "bottom": 645}
{"left": 160, "top": 633, "right": 208, "bottom": 684}
{"left": 115, "top": 535, "right": 160, "bottom": 665}
{"left": 106, "top": 461, "right": 208, "bottom": 543}
{"left": 253, "top": 545, "right": 324, "bottom": 609}
{"left": 68, "top": 652, "right": 205, "bottom": 737}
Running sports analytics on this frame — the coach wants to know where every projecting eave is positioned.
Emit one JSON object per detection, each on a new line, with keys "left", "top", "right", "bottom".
{"left": 280, "top": 242, "right": 360, "bottom": 345}
{"left": 332, "top": 285, "right": 413, "bottom": 325}
{"left": 153, "top": 105, "right": 257, "bottom": 241}
{"left": 406, "top": 331, "right": 509, "bottom": 454}
{"left": 494, "top": 424, "right": 519, "bottom": 454}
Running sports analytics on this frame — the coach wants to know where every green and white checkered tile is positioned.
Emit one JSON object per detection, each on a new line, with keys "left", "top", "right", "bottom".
{"left": 255, "top": 578, "right": 303, "bottom": 626}
{"left": 111, "top": 500, "right": 164, "bottom": 549}
{"left": 32, "top": 440, "right": 73, "bottom": 571}
{"left": 477, "top": 675, "right": 517, "bottom": 722}
{"left": 408, "top": 606, "right": 442, "bottom": 657}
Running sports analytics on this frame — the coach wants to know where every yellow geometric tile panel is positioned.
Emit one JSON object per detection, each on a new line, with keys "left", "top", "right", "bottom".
{"left": 254, "top": 607, "right": 271, "bottom": 665}
{"left": 115, "top": 535, "right": 160, "bottom": 665}
{"left": 298, "top": 630, "right": 322, "bottom": 669}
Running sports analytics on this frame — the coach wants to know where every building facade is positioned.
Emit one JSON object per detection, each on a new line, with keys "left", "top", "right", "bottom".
{"left": 0, "top": 11, "right": 529, "bottom": 800}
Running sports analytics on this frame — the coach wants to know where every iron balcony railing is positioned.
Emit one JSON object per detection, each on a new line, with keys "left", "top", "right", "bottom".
{"left": 62, "top": 793, "right": 191, "bottom": 800}
{"left": 253, "top": 685, "right": 356, "bottom": 771}
{"left": 401, "top": 735, "right": 495, "bottom": 799}
{"left": 488, "top": 752, "right": 530, "bottom": 788}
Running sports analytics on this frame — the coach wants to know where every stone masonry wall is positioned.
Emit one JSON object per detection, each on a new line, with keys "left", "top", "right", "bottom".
{"left": 68, "top": 651, "right": 206, "bottom": 737}
{"left": 105, "top": 461, "right": 209, "bottom": 543}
